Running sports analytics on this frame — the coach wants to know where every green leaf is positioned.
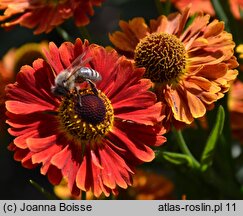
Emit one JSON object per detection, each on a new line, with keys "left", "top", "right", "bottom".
{"left": 155, "top": 0, "right": 171, "bottom": 16}
{"left": 211, "top": 0, "right": 229, "bottom": 30}
{"left": 200, "top": 106, "right": 225, "bottom": 172}
{"left": 173, "top": 129, "right": 201, "bottom": 169}
{"left": 211, "top": 0, "right": 242, "bottom": 44}
{"left": 56, "top": 27, "right": 74, "bottom": 42}
{"left": 29, "top": 180, "right": 57, "bottom": 200}
{"left": 162, "top": 151, "right": 194, "bottom": 167}
{"left": 240, "top": 7, "right": 243, "bottom": 19}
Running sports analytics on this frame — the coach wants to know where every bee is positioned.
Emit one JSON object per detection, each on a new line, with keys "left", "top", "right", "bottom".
{"left": 51, "top": 53, "right": 102, "bottom": 101}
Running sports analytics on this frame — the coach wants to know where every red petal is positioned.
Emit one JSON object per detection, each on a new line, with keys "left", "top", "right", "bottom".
{"left": 6, "top": 60, "right": 59, "bottom": 109}
{"left": 13, "top": 130, "right": 38, "bottom": 149}
{"left": 51, "top": 144, "right": 81, "bottom": 196}
{"left": 31, "top": 144, "right": 62, "bottom": 164}
{"left": 112, "top": 79, "right": 156, "bottom": 110}
{"left": 74, "top": 39, "right": 89, "bottom": 59}
{"left": 110, "top": 125, "right": 155, "bottom": 162}
{"left": 47, "top": 165, "right": 62, "bottom": 185}
{"left": 51, "top": 145, "right": 71, "bottom": 170}
{"left": 45, "top": 42, "right": 64, "bottom": 74}
{"left": 115, "top": 102, "right": 163, "bottom": 125}
{"left": 104, "top": 60, "right": 145, "bottom": 100}
{"left": 115, "top": 121, "right": 166, "bottom": 147}
{"left": 59, "top": 42, "right": 75, "bottom": 69}
{"left": 88, "top": 45, "right": 119, "bottom": 93}
{"left": 27, "top": 135, "right": 57, "bottom": 152}
{"left": 6, "top": 101, "right": 54, "bottom": 114}
{"left": 76, "top": 148, "right": 110, "bottom": 197}
{"left": 76, "top": 153, "right": 88, "bottom": 191}
{"left": 99, "top": 143, "right": 133, "bottom": 189}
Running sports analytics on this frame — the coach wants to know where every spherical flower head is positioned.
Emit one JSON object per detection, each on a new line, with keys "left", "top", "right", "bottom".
{"left": 0, "top": 0, "right": 104, "bottom": 34}
{"left": 5, "top": 38, "right": 167, "bottom": 197}
{"left": 228, "top": 80, "right": 243, "bottom": 143}
{"left": 109, "top": 6, "right": 239, "bottom": 128}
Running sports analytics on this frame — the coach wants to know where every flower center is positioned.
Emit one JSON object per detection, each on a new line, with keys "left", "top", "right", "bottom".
{"left": 134, "top": 32, "right": 187, "bottom": 85}
{"left": 58, "top": 89, "right": 114, "bottom": 145}
{"left": 74, "top": 94, "right": 106, "bottom": 125}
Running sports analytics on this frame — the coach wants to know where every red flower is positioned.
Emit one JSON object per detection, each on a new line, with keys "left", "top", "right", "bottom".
{"left": 6, "top": 39, "right": 166, "bottom": 197}
{"left": 0, "top": 0, "right": 104, "bottom": 34}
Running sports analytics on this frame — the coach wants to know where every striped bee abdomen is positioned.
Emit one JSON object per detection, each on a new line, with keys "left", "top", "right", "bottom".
{"left": 77, "top": 67, "right": 102, "bottom": 82}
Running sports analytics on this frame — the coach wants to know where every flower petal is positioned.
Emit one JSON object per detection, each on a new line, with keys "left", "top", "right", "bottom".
{"left": 110, "top": 124, "right": 155, "bottom": 162}
{"left": 115, "top": 102, "right": 163, "bottom": 125}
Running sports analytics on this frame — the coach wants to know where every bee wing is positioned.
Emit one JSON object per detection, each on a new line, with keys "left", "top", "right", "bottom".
{"left": 65, "top": 52, "right": 93, "bottom": 82}
{"left": 65, "top": 52, "right": 85, "bottom": 72}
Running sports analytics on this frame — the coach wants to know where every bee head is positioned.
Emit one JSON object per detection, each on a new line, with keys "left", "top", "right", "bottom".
{"left": 51, "top": 85, "right": 69, "bottom": 97}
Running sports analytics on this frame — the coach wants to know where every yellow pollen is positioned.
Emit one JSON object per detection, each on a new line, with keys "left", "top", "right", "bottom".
{"left": 134, "top": 32, "right": 187, "bottom": 85}
{"left": 58, "top": 89, "right": 114, "bottom": 148}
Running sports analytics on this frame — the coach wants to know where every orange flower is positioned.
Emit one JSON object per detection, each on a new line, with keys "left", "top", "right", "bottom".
{"left": 120, "top": 169, "right": 174, "bottom": 200}
{"left": 169, "top": 0, "right": 243, "bottom": 19}
{"left": 0, "top": 0, "right": 104, "bottom": 34}
{"left": 170, "top": 0, "right": 215, "bottom": 16}
{"left": 6, "top": 39, "right": 166, "bottom": 197}
{"left": 54, "top": 178, "right": 95, "bottom": 200}
{"left": 54, "top": 169, "right": 174, "bottom": 200}
{"left": 236, "top": 44, "right": 243, "bottom": 72}
{"left": 229, "top": 0, "right": 243, "bottom": 19}
{"left": 229, "top": 80, "right": 243, "bottom": 143}
{"left": 237, "top": 44, "right": 243, "bottom": 58}
{"left": 109, "top": 7, "right": 238, "bottom": 128}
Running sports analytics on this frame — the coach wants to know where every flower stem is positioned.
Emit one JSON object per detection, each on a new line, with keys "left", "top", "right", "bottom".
{"left": 203, "top": 168, "right": 243, "bottom": 199}
{"left": 29, "top": 180, "right": 57, "bottom": 200}
{"left": 154, "top": 0, "right": 171, "bottom": 15}
{"left": 211, "top": 0, "right": 229, "bottom": 31}
{"left": 154, "top": 0, "right": 163, "bottom": 15}
{"left": 81, "top": 191, "right": 87, "bottom": 200}
{"left": 173, "top": 128, "right": 200, "bottom": 169}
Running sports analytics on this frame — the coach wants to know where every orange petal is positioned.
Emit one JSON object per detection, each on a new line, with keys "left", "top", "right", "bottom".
{"left": 186, "top": 90, "right": 206, "bottom": 118}
{"left": 165, "top": 87, "right": 194, "bottom": 124}
{"left": 109, "top": 18, "right": 149, "bottom": 52}
{"left": 204, "top": 20, "right": 224, "bottom": 38}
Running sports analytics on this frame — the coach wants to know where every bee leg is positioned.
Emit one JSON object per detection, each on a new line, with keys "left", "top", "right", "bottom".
{"left": 86, "top": 79, "right": 99, "bottom": 95}
{"left": 74, "top": 86, "right": 82, "bottom": 106}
